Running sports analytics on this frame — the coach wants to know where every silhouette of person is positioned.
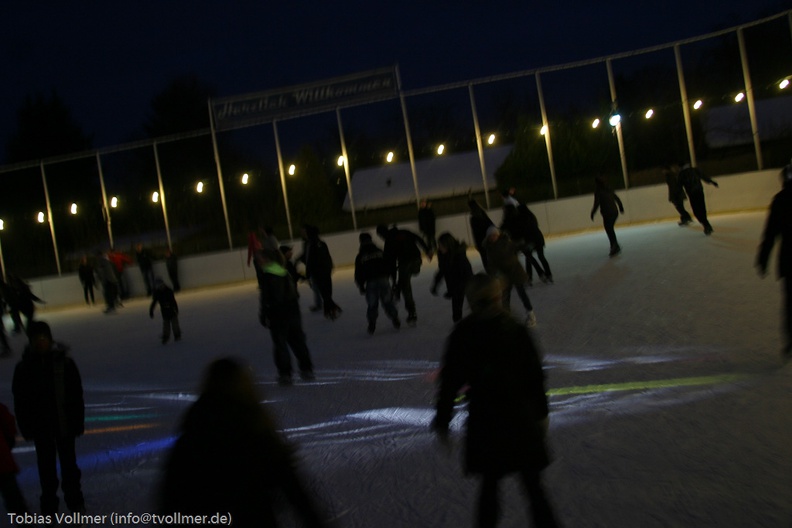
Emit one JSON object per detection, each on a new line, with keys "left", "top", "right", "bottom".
{"left": 160, "top": 357, "right": 327, "bottom": 527}
{"left": 590, "top": 176, "right": 624, "bottom": 256}
{"left": 432, "top": 274, "right": 560, "bottom": 528}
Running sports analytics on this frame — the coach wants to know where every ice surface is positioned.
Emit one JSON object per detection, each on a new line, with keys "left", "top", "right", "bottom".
{"left": 1, "top": 211, "right": 790, "bottom": 527}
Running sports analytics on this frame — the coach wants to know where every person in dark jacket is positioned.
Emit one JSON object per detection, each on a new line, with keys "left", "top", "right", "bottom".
{"left": 590, "top": 176, "right": 625, "bottom": 256}
{"left": 77, "top": 255, "right": 96, "bottom": 305}
{"left": 432, "top": 274, "right": 560, "bottom": 528}
{"left": 376, "top": 223, "right": 432, "bottom": 325}
{"left": 164, "top": 249, "right": 180, "bottom": 292}
{"left": 259, "top": 250, "right": 315, "bottom": 385}
{"left": 160, "top": 357, "right": 327, "bottom": 527}
{"left": 679, "top": 162, "right": 718, "bottom": 235}
{"left": 431, "top": 232, "right": 473, "bottom": 323}
{"left": 756, "top": 161, "right": 792, "bottom": 362}
{"left": 94, "top": 250, "right": 119, "bottom": 314}
{"left": 355, "top": 233, "right": 401, "bottom": 334}
{"left": 501, "top": 205, "right": 553, "bottom": 285}
{"left": 150, "top": 279, "right": 181, "bottom": 344}
{"left": 12, "top": 321, "right": 85, "bottom": 516}
{"left": 135, "top": 243, "right": 155, "bottom": 296}
{"left": 418, "top": 200, "right": 437, "bottom": 253}
{"left": 468, "top": 199, "right": 495, "bottom": 269}
{"left": 302, "top": 226, "right": 341, "bottom": 321}
{"left": 484, "top": 226, "right": 537, "bottom": 327}
{"left": 0, "top": 401, "right": 28, "bottom": 513}
{"left": 8, "top": 275, "right": 44, "bottom": 332}
{"left": 664, "top": 164, "right": 692, "bottom": 226}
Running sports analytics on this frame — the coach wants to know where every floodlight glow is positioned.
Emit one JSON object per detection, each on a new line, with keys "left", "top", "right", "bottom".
{"left": 592, "top": 118, "right": 600, "bottom": 128}
{"left": 436, "top": 144, "right": 445, "bottom": 155}
{"left": 152, "top": 192, "right": 159, "bottom": 203}
{"left": 288, "top": 164, "right": 296, "bottom": 176}
{"left": 645, "top": 109, "right": 654, "bottom": 119}
{"left": 540, "top": 125, "right": 548, "bottom": 135}
{"left": 0, "top": 219, "right": 4, "bottom": 230}
{"left": 693, "top": 100, "right": 703, "bottom": 110}
{"left": 196, "top": 182, "right": 204, "bottom": 193}
{"left": 70, "top": 203, "right": 78, "bottom": 215}
{"left": 386, "top": 152, "right": 394, "bottom": 163}
{"left": 780, "top": 79, "right": 790, "bottom": 89}
{"left": 609, "top": 114, "right": 621, "bottom": 126}
{"left": 241, "top": 173, "right": 249, "bottom": 185}
{"left": 37, "top": 212, "right": 45, "bottom": 223}
{"left": 110, "top": 196, "right": 118, "bottom": 208}
{"left": 735, "top": 92, "right": 745, "bottom": 102}
{"left": 337, "top": 156, "right": 345, "bottom": 167}
{"left": 487, "top": 134, "right": 496, "bottom": 145}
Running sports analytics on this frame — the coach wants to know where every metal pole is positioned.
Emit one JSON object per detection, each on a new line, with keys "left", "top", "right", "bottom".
{"left": 39, "top": 162, "right": 62, "bottom": 276}
{"left": 396, "top": 67, "right": 421, "bottom": 207}
{"left": 0, "top": 235, "right": 6, "bottom": 282}
{"left": 606, "top": 59, "right": 630, "bottom": 189}
{"left": 153, "top": 143, "right": 173, "bottom": 251}
{"left": 535, "top": 73, "right": 559, "bottom": 200}
{"left": 737, "top": 28, "right": 763, "bottom": 170}
{"left": 674, "top": 44, "right": 698, "bottom": 167}
{"left": 336, "top": 107, "right": 357, "bottom": 230}
{"left": 272, "top": 120, "right": 294, "bottom": 240}
{"left": 96, "top": 152, "right": 114, "bottom": 249}
{"left": 468, "top": 84, "right": 491, "bottom": 208}
{"left": 208, "top": 100, "right": 234, "bottom": 249}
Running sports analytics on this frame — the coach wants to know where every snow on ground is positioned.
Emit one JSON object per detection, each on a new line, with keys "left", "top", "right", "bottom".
{"left": 1, "top": 211, "right": 791, "bottom": 527}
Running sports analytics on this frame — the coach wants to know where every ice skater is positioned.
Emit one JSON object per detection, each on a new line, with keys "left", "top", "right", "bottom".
{"left": 354, "top": 233, "right": 401, "bottom": 334}
{"left": 377, "top": 223, "right": 433, "bottom": 325}
{"left": 432, "top": 273, "right": 561, "bottom": 528}
{"left": 756, "top": 159, "right": 792, "bottom": 362}
{"left": 484, "top": 226, "right": 537, "bottom": 327}
{"left": 149, "top": 278, "right": 181, "bottom": 344}
{"left": 77, "top": 255, "right": 96, "bottom": 305}
{"left": 679, "top": 162, "right": 718, "bottom": 235}
{"left": 431, "top": 232, "right": 473, "bottom": 323}
{"left": 664, "top": 164, "right": 692, "bottom": 226}
{"left": 590, "top": 176, "right": 625, "bottom": 256}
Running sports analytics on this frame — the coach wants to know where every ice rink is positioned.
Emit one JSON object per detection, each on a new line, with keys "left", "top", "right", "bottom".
{"left": 1, "top": 211, "right": 791, "bottom": 527}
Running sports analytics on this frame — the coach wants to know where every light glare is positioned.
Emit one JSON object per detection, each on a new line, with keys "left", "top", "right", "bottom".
{"left": 70, "top": 203, "right": 78, "bottom": 215}
{"left": 337, "top": 156, "right": 345, "bottom": 167}
{"left": 0, "top": 219, "right": 4, "bottom": 230}
{"left": 734, "top": 92, "right": 745, "bottom": 102}
{"left": 609, "top": 114, "right": 621, "bottom": 127}
{"left": 645, "top": 109, "right": 654, "bottom": 119}
{"left": 487, "top": 134, "right": 496, "bottom": 145}
{"left": 196, "top": 182, "right": 204, "bottom": 193}
{"left": 288, "top": 164, "right": 296, "bottom": 176}
{"left": 540, "top": 125, "right": 548, "bottom": 136}
{"left": 152, "top": 192, "right": 159, "bottom": 203}
{"left": 37, "top": 212, "right": 45, "bottom": 223}
{"left": 241, "top": 173, "right": 249, "bottom": 185}
{"left": 386, "top": 152, "right": 394, "bottom": 163}
{"left": 780, "top": 79, "right": 790, "bottom": 89}
{"left": 592, "top": 118, "right": 600, "bottom": 129}
{"left": 436, "top": 144, "right": 445, "bottom": 155}
{"left": 110, "top": 197, "right": 118, "bottom": 208}
{"left": 693, "top": 100, "right": 703, "bottom": 110}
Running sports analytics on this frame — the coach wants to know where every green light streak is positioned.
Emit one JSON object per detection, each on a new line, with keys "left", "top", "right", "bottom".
{"left": 85, "top": 414, "right": 158, "bottom": 423}
{"left": 548, "top": 373, "right": 748, "bottom": 397}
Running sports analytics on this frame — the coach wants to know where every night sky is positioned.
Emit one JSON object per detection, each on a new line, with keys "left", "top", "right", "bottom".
{"left": 3, "top": 0, "right": 790, "bottom": 161}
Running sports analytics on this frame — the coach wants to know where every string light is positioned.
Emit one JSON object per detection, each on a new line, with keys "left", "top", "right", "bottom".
{"left": 645, "top": 109, "right": 654, "bottom": 119}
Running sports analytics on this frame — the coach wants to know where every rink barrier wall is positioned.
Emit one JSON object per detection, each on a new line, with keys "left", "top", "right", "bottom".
{"left": 26, "top": 169, "right": 781, "bottom": 311}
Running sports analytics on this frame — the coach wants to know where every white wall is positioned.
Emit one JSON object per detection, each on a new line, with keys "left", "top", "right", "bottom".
{"left": 27, "top": 169, "right": 781, "bottom": 310}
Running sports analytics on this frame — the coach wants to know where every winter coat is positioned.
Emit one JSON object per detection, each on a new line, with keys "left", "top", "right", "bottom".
{"left": 108, "top": 251, "right": 132, "bottom": 273}
{"left": 435, "top": 310, "right": 550, "bottom": 476}
{"left": 432, "top": 245, "right": 473, "bottom": 296}
{"left": 0, "top": 403, "right": 19, "bottom": 474}
{"left": 136, "top": 248, "right": 154, "bottom": 271}
{"left": 160, "top": 395, "right": 324, "bottom": 527}
{"left": 94, "top": 257, "right": 118, "bottom": 285}
{"left": 666, "top": 170, "right": 686, "bottom": 203}
{"left": 259, "top": 263, "right": 301, "bottom": 324}
{"left": 78, "top": 262, "right": 95, "bottom": 286}
{"left": 354, "top": 241, "right": 391, "bottom": 289}
{"left": 12, "top": 344, "right": 85, "bottom": 440}
{"left": 382, "top": 228, "right": 428, "bottom": 279}
{"left": 484, "top": 234, "right": 529, "bottom": 285}
{"left": 418, "top": 206, "right": 436, "bottom": 236}
{"left": 150, "top": 285, "right": 179, "bottom": 319}
{"left": 591, "top": 187, "right": 624, "bottom": 220}
{"left": 304, "top": 237, "right": 334, "bottom": 282}
{"left": 757, "top": 184, "right": 792, "bottom": 278}
{"left": 469, "top": 212, "right": 494, "bottom": 253}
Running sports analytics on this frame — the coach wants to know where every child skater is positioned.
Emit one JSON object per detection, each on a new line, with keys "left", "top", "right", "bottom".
{"left": 149, "top": 279, "right": 181, "bottom": 344}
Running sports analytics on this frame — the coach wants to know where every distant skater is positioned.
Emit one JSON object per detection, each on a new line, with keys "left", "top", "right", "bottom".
{"left": 355, "top": 233, "right": 401, "bottom": 335}
{"left": 77, "top": 255, "right": 95, "bottom": 305}
{"left": 679, "top": 162, "right": 718, "bottom": 235}
{"left": 377, "top": 223, "right": 433, "bottom": 325}
{"left": 432, "top": 273, "right": 561, "bottom": 528}
{"left": 590, "top": 176, "right": 624, "bottom": 257}
{"left": 664, "top": 164, "right": 692, "bottom": 226}
{"left": 150, "top": 279, "right": 181, "bottom": 344}
{"left": 468, "top": 199, "right": 495, "bottom": 269}
{"left": 756, "top": 160, "right": 792, "bottom": 362}
{"left": 431, "top": 232, "right": 473, "bottom": 323}
{"left": 484, "top": 226, "right": 537, "bottom": 327}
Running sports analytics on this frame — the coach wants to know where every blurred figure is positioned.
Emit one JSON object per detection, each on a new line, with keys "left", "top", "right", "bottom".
{"left": 12, "top": 321, "right": 85, "bottom": 517}
{"left": 431, "top": 233, "right": 473, "bottom": 323}
{"left": 756, "top": 159, "right": 792, "bottom": 362}
{"left": 77, "top": 255, "right": 96, "bottom": 305}
{"left": 247, "top": 228, "right": 265, "bottom": 288}
{"left": 590, "top": 176, "right": 625, "bottom": 256}
{"left": 297, "top": 225, "right": 323, "bottom": 313}
{"left": 94, "top": 250, "right": 119, "bottom": 314}
{"left": 432, "top": 274, "right": 560, "bottom": 528}
{"left": 679, "top": 162, "right": 718, "bottom": 235}
{"left": 107, "top": 248, "right": 132, "bottom": 300}
{"left": 259, "top": 250, "right": 316, "bottom": 385}
{"left": 0, "top": 283, "right": 11, "bottom": 356}
{"left": 149, "top": 279, "right": 181, "bottom": 344}
{"left": 280, "top": 245, "right": 305, "bottom": 291}
{"left": 501, "top": 205, "right": 553, "bottom": 285}
{"left": 0, "top": 401, "right": 28, "bottom": 513}
{"left": 165, "top": 249, "right": 180, "bottom": 293}
{"left": 484, "top": 227, "right": 536, "bottom": 327}
{"left": 8, "top": 275, "right": 45, "bottom": 331}
{"left": 160, "top": 358, "right": 327, "bottom": 527}
{"left": 376, "top": 223, "right": 432, "bottom": 325}
{"left": 354, "top": 233, "right": 401, "bottom": 335}
{"left": 135, "top": 243, "right": 155, "bottom": 296}
{"left": 467, "top": 199, "right": 495, "bottom": 270}
{"left": 418, "top": 200, "right": 437, "bottom": 253}
{"left": 302, "top": 226, "right": 341, "bottom": 321}
{"left": 664, "top": 164, "right": 692, "bottom": 226}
